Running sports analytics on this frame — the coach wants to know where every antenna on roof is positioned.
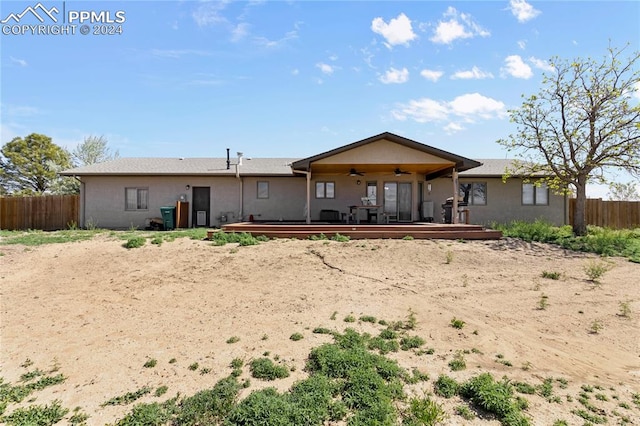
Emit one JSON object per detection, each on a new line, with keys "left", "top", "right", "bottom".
{"left": 226, "top": 148, "right": 230, "bottom": 170}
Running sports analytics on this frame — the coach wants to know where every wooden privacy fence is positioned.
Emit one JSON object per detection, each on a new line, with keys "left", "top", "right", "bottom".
{"left": 569, "top": 198, "right": 640, "bottom": 229}
{"left": 0, "top": 195, "right": 80, "bottom": 231}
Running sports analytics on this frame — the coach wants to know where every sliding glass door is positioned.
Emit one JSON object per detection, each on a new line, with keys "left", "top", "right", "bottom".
{"left": 383, "top": 182, "right": 412, "bottom": 222}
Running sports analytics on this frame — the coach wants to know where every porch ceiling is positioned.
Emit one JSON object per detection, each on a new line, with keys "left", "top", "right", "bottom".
{"left": 309, "top": 162, "right": 455, "bottom": 176}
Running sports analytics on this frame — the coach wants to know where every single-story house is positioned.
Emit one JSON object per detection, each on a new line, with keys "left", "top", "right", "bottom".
{"left": 60, "top": 132, "right": 568, "bottom": 229}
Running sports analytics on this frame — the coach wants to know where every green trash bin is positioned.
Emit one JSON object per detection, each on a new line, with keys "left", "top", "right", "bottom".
{"left": 160, "top": 206, "right": 176, "bottom": 230}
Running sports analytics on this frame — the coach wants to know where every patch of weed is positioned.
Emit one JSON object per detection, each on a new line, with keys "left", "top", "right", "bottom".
{"left": 290, "top": 332, "right": 304, "bottom": 341}
{"left": 434, "top": 375, "right": 459, "bottom": 398}
{"left": 450, "top": 317, "right": 465, "bottom": 329}
{"left": 249, "top": 358, "right": 290, "bottom": 381}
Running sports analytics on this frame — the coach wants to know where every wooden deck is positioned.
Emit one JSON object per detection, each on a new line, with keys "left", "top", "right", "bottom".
{"left": 220, "top": 222, "right": 502, "bottom": 240}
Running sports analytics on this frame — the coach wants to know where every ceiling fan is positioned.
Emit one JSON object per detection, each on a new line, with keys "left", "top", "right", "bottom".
{"left": 348, "top": 168, "right": 364, "bottom": 176}
{"left": 394, "top": 168, "right": 411, "bottom": 176}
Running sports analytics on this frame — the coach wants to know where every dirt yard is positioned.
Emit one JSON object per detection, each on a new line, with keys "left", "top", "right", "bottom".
{"left": 1, "top": 234, "right": 639, "bottom": 425}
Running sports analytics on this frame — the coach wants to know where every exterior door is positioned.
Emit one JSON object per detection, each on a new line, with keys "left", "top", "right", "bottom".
{"left": 398, "top": 182, "right": 412, "bottom": 221}
{"left": 192, "top": 187, "right": 210, "bottom": 227}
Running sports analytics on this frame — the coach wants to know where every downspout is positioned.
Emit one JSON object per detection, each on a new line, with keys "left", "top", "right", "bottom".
{"left": 235, "top": 163, "right": 243, "bottom": 222}
{"left": 73, "top": 176, "right": 85, "bottom": 228}
{"left": 292, "top": 169, "right": 311, "bottom": 224}
{"left": 452, "top": 168, "right": 459, "bottom": 224}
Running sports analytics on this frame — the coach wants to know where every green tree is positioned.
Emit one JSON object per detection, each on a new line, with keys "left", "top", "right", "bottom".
{"left": 0, "top": 133, "right": 71, "bottom": 194}
{"left": 498, "top": 44, "right": 640, "bottom": 235}
{"left": 607, "top": 181, "right": 640, "bottom": 201}
{"left": 72, "top": 135, "right": 119, "bottom": 167}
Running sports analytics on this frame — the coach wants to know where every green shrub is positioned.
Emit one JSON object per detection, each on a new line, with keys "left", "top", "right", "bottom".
{"left": 450, "top": 317, "right": 465, "bottom": 329}
{"left": 448, "top": 352, "right": 466, "bottom": 371}
{"left": 103, "top": 387, "right": 152, "bottom": 406}
{"left": 115, "top": 399, "right": 177, "bottom": 426}
{"left": 249, "top": 358, "right": 290, "bottom": 380}
{"left": 175, "top": 376, "right": 240, "bottom": 425}
{"left": 400, "top": 335, "right": 425, "bottom": 351}
{"left": 143, "top": 358, "right": 157, "bottom": 368}
{"left": 1, "top": 400, "right": 69, "bottom": 426}
{"left": 541, "top": 271, "right": 561, "bottom": 280}
{"left": 124, "top": 236, "right": 146, "bottom": 249}
{"left": 434, "top": 375, "right": 459, "bottom": 398}
{"left": 460, "top": 373, "right": 530, "bottom": 426}
{"left": 312, "top": 327, "right": 333, "bottom": 334}
{"left": 402, "top": 395, "right": 447, "bottom": 425}
{"left": 359, "top": 315, "right": 377, "bottom": 323}
{"left": 331, "top": 233, "right": 350, "bottom": 242}
{"left": 368, "top": 336, "right": 400, "bottom": 354}
{"left": 290, "top": 332, "right": 304, "bottom": 341}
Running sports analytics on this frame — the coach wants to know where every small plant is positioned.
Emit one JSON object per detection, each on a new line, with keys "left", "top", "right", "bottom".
{"left": 103, "top": 386, "right": 152, "bottom": 406}
{"left": 400, "top": 335, "right": 425, "bottom": 351}
{"left": 143, "top": 358, "right": 157, "bottom": 368}
{"left": 188, "top": 362, "right": 199, "bottom": 371}
{"left": 542, "top": 270, "right": 561, "bottom": 280}
{"left": 359, "top": 315, "right": 377, "bottom": 323}
{"left": 450, "top": 317, "right": 465, "bottom": 329}
{"left": 552, "top": 420, "right": 568, "bottom": 426}
{"left": 434, "top": 375, "right": 459, "bottom": 398}
{"left": 445, "top": 250, "right": 454, "bottom": 264}
{"left": 261, "top": 334, "right": 268, "bottom": 340}
{"left": 69, "top": 407, "right": 90, "bottom": 425}
{"left": 589, "top": 319, "right": 604, "bottom": 334}
{"left": 403, "top": 394, "right": 447, "bottom": 425}
{"left": 249, "top": 358, "right": 289, "bottom": 380}
{"left": 402, "top": 235, "right": 414, "bottom": 240}
{"left": 289, "top": 332, "right": 304, "bottom": 341}
{"left": 584, "top": 260, "right": 612, "bottom": 283}
{"left": 448, "top": 352, "right": 466, "bottom": 371}
{"left": 331, "top": 233, "right": 350, "bottom": 242}
{"left": 230, "top": 358, "right": 244, "bottom": 369}
{"left": 2, "top": 400, "right": 69, "bottom": 425}
{"left": 330, "top": 311, "right": 337, "bottom": 320}
{"left": 618, "top": 300, "right": 632, "bottom": 318}
{"left": 150, "top": 236, "right": 163, "bottom": 245}
{"left": 124, "top": 236, "right": 146, "bottom": 249}
{"left": 154, "top": 385, "right": 168, "bottom": 397}
{"left": 200, "top": 367, "right": 211, "bottom": 375}
{"left": 454, "top": 405, "right": 475, "bottom": 420}
{"left": 537, "top": 293, "right": 549, "bottom": 310}
{"left": 226, "top": 336, "right": 240, "bottom": 344}
{"left": 312, "top": 327, "right": 333, "bottom": 334}
{"left": 343, "top": 314, "right": 356, "bottom": 323}
{"left": 168, "top": 358, "right": 177, "bottom": 364}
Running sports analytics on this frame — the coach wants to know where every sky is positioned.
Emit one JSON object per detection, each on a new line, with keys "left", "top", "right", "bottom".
{"left": 1, "top": 0, "right": 639, "bottom": 197}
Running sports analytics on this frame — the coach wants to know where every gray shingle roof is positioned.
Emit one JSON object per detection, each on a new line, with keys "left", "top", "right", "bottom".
{"left": 60, "top": 157, "right": 301, "bottom": 176}
{"left": 61, "top": 157, "right": 542, "bottom": 178}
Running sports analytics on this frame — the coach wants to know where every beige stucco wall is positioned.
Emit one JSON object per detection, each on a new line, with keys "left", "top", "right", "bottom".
{"left": 79, "top": 173, "right": 566, "bottom": 228}
{"left": 80, "top": 175, "right": 241, "bottom": 229}
{"left": 425, "top": 177, "right": 567, "bottom": 226}
{"left": 313, "top": 139, "right": 454, "bottom": 166}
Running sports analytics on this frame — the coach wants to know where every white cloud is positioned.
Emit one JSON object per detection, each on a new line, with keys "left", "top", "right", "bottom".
{"left": 316, "top": 62, "right": 335, "bottom": 75}
{"left": 517, "top": 40, "right": 526, "bottom": 49}
{"left": 448, "top": 93, "right": 506, "bottom": 119}
{"left": 253, "top": 28, "right": 298, "bottom": 49}
{"left": 451, "top": 66, "right": 493, "bottom": 80}
{"left": 291, "top": 69, "right": 299, "bottom": 76}
{"left": 379, "top": 67, "right": 409, "bottom": 84}
{"left": 529, "top": 56, "right": 555, "bottom": 72}
{"left": 501, "top": 55, "right": 533, "bottom": 79}
{"left": 391, "top": 93, "right": 505, "bottom": 125}
{"left": 392, "top": 98, "right": 449, "bottom": 122}
{"left": 371, "top": 13, "right": 417, "bottom": 48}
{"left": 508, "top": 0, "right": 541, "bottom": 23}
{"left": 328, "top": 54, "right": 338, "bottom": 61}
{"left": 192, "top": 1, "right": 230, "bottom": 27}
{"left": 430, "top": 7, "right": 490, "bottom": 45}
{"left": 444, "top": 122, "right": 465, "bottom": 134}
{"left": 10, "top": 56, "right": 27, "bottom": 67}
{"left": 231, "top": 22, "right": 250, "bottom": 42}
{"left": 420, "top": 69, "right": 444, "bottom": 82}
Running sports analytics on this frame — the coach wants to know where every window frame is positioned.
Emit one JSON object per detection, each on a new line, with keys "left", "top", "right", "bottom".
{"left": 125, "top": 187, "right": 149, "bottom": 211}
{"left": 458, "top": 181, "right": 487, "bottom": 206}
{"left": 522, "top": 182, "right": 549, "bottom": 206}
{"left": 315, "top": 181, "right": 335, "bottom": 199}
{"left": 257, "top": 181, "right": 269, "bottom": 199}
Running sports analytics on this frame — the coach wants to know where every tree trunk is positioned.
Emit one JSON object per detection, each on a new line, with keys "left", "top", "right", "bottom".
{"left": 573, "top": 178, "right": 588, "bottom": 236}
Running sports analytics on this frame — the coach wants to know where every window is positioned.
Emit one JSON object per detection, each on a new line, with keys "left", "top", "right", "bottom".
{"left": 366, "top": 182, "right": 377, "bottom": 205}
{"left": 522, "top": 182, "right": 549, "bottom": 205}
{"left": 459, "top": 182, "right": 486, "bottom": 205}
{"left": 125, "top": 188, "right": 148, "bottom": 210}
{"left": 315, "top": 181, "right": 335, "bottom": 199}
{"left": 257, "top": 181, "right": 269, "bottom": 199}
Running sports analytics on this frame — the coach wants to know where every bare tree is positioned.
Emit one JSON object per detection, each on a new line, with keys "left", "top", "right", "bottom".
{"left": 72, "top": 135, "right": 119, "bottom": 167}
{"left": 498, "top": 44, "right": 640, "bottom": 235}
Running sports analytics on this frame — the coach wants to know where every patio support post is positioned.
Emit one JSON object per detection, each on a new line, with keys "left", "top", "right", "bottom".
{"left": 452, "top": 168, "right": 459, "bottom": 224}
{"left": 293, "top": 169, "right": 312, "bottom": 224}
